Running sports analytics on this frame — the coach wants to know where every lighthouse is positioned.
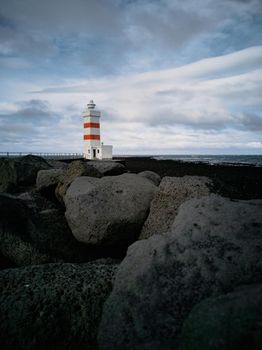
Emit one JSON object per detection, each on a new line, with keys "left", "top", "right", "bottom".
{"left": 83, "top": 100, "right": 113, "bottom": 160}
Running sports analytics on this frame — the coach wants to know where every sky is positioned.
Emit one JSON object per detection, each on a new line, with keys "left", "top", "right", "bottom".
{"left": 0, "top": 0, "right": 262, "bottom": 155}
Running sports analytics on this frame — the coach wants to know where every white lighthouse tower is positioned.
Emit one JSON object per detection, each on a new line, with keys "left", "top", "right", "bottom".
{"left": 83, "top": 100, "right": 112, "bottom": 160}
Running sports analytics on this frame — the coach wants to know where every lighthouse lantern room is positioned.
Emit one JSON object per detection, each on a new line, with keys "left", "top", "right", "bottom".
{"left": 83, "top": 100, "right": 112, "bottom": 160}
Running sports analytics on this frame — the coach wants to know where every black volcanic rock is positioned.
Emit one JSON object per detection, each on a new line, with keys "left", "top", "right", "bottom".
{"left": 0, "top": 261, "right": 118, "bottom": 350}
{"left": 122, "top": 157, "right": 262, "bottom": 200}
{"left": 0, "top": 155, "right": 51, "bottom": 193}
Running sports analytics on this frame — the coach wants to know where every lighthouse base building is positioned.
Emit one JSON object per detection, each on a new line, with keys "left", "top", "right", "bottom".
{"left": 83, "top": 100, "right": 113, "bottom": 160}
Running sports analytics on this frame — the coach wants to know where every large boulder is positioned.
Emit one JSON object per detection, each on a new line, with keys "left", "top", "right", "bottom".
{"left": 0, "top": 261, "right": 118, "bottom": 350}
{"left": 36, "top": 168, "right": 65, "bottom": 198}
{"left": 98, "top": 195, "right": 262, "bottom": 350}
{"left": 179, "top": 284, "right": 262, "bottom": 350}
{"left": 55, "top": 160, "right": 102, "bottom": 204}
{"left": 0, "top": 155, "right": 51, "bottom": 192}
{"left": 65, "top": 174, "right": 157, "bottom": 248}
{"left": 55, "top": 160, "right": 126, "bottom": 204}
{"left": 140, "top": 176, "right": 212, "bottom": 239}
{"left": 138, "top": 170, "right": 161, "bottom": 186}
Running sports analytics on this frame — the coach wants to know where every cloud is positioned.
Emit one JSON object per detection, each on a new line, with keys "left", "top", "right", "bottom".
{"left": 0, "top": 1, "right": 261, "bottom": 154}
{"left": 0, "top": 0, "right": 261, "bottom": 74}
{"left": 0, "top": 99, "right": 83, "bottom": 152}
{"left": 33, "top": 46, "right": 262, "bottom": 132}
{"left": 237, "top": 112, "right": 262, "bottom": 131}
{"left": 1, "top": 46, "right": 260, "bottom": 154}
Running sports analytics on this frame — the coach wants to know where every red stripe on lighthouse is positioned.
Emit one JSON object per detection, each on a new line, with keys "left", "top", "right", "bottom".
{"left": 84, "top": 122, "right": 100, "bottom": 128}
{"left": 84, "top": 135, "right": 101, "bottom": 140}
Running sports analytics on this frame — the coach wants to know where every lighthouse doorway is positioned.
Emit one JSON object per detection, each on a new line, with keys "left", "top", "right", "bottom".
{"left": 93, "top": 149, "right": 96, "bottom": 158}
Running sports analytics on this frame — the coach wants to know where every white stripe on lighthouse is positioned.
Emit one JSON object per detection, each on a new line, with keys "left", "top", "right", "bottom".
{"left": 84, "top": 127, "right": 101, "bottom": 135}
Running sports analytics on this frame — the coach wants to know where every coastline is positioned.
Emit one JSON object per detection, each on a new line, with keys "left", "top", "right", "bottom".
{"left": 119, "top": 156, "right": 262, "bottom": 199}
{"left": 1, "top": 155, "right": 262, "bottom": 349}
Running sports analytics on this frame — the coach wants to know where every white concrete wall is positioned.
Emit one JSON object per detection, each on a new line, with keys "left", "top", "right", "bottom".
{"left": 101, "top": 145, "right": 113, "bottom": 159}
{"left": 83, "top": 146, "right": 102, "bottom": 160}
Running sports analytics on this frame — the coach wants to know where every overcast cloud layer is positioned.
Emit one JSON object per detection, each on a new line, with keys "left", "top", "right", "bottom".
{"left": 0, "top": 0, "right": 262, "bottom": 154}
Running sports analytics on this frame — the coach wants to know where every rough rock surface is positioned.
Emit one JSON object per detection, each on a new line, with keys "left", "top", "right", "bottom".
{"left": 55, "top": 160, "right": 126, "bottom": 204}
{"left": 55, "top": 160, "right": 102, "bottom": 204}
{"left": 46, "top": 159, "right": 68, "bottom": 169}
{"left": 0, "top": 261, "right": 118, "bottom": 350}
{"left": 0, "top": 155, "right": 51, "bottom": 192}
{"left": 88, "top": 160, "right": 126, "bottom": 176}
{"left": 140, "top": 176, "right": 212, "bottom": 239}
{"left": 98, "top": 195, "right": 262, "bottom": 350}
{"left": 65, "top": 174, "right": 157, "bottom": 247}
{"left": 36, "top": 168, "right": 64, "bottom": 198}
{"left": 179, "top": 284, "right": 262, "bottom": 350}
{"left": 138, "top": 171, "right": 161, "bottom": 186}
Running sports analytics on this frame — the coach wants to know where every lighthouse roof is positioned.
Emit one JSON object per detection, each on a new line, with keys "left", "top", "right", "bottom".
{"left": 87, "top": 100, "right": 96, "bottom": 109}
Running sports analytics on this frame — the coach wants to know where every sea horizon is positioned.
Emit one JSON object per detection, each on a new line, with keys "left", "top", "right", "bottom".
{"left": 1, "top": 152, "right": 262, "bottom": 167}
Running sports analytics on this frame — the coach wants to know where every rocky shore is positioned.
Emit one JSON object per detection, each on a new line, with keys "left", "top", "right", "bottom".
{"left": 0, "top": 155, "right": 261, "bottom": 350}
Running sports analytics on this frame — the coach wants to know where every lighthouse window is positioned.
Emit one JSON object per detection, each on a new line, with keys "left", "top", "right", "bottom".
{"left": 88, "top": 149, "right": 90, "bottom": 153}
{"left": 97, "top": 149, "right": 99, "bottom": 153}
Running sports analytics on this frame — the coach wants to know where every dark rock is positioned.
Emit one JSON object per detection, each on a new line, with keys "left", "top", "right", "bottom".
{"left": 36, "top": 168, "right": 64, "bottom": 199}
{"left": 98, "top": 195, "right": 262, "bottom": 350}
{"left": 123, "top": 156, "right": 262, "bottom": 200}
{"left": 0, "top": 193, "right": 58, "bottom": 266}
{"left": 46, "top": 159, "right": 68, "bottom": 169}
{"left": 16, "top": 190, "right": 57, "bottom": 213}
{"left": 179, "top": 284, "right": 262, "bottom": 350}
{"left": 0, "top": 252, "right": 17, "bottom": 270}
{"left": 0, "top": 155, "right": 51, "bottom": 192}
{"left": 0, "top": 261, "right": 118, "bottom": 350}
{"left": 0, "top": 192, "right": 124, "bottom": 267}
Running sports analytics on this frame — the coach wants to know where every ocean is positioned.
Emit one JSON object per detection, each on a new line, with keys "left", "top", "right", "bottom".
{"left": 153, "top": 155, "right": 262, "bottom": 167}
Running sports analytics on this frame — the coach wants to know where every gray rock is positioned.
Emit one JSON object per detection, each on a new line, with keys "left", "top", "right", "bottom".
{"left": 138, "top": 171, "right": 161, "bottom": 186}
{"left": 140, "top": 176, "right": 212, "bottom": 239}
{"left": 55, "top": 160, "right": 102, "bottom": 204}
{"left": 179, "top": 284, "right": 262, "bottom": 350}
{"left": 16, "top": 190, "right": 57, "bottom": 213}
{"left": 0, "top": 261, "right": 118, "bottom": 350}
{"left": 98, "top": 195, "right": 262, "bottom": 350}
{"left": 65, "top": 174, "right": 157, "bottom": 247}
{"left": 88, "top": 160, "right": 126, "bottom": 176}
{"left": 0, "top": 155, "right": 51, "bottom": 192}
{"left": 36, "top": 168, "right": 64, "bottom": 198}
{"left": 55, "top": 160, "right": 126, "bottom": 204}
{"left": 46, "top": 159, "right": 68, "bottom": 169}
